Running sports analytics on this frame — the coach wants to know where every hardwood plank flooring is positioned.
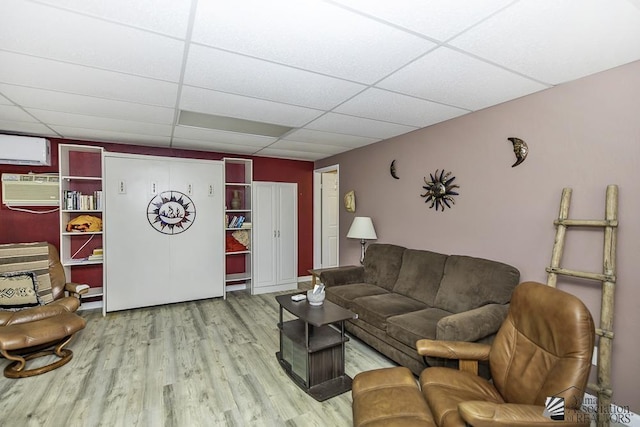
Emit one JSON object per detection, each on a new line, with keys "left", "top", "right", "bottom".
{"left": 0, "top": 290, "right": 396, "bottom": 427}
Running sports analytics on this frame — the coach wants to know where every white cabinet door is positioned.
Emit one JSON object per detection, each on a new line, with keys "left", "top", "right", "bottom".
{"left": 104, "top": 154, "right": 224, "bottom": 312}
{"left": 253, "top": 182, "right": 297, "bottom": 294}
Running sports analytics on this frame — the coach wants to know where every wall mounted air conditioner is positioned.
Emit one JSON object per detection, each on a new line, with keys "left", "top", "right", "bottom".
{"left": 1, "top": 173, "right": 59, "bottom": 206}
{"left": 0, "top": 134, "right": 51, "bottom": 166}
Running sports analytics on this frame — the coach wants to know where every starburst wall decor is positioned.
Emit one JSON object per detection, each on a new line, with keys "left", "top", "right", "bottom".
{"left": 147, "top": 191, "right": 196, "bottom": 234}
{"left": 421, "top": 169, "right": 459, "bottom": 211}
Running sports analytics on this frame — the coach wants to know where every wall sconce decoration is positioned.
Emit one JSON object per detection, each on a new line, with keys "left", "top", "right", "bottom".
{"left": 390, "top": 160, "right": 400, "bottom": 179}
{"left": 347, "top": 216, "right": 377, "bottom": 264}
{"left": 344, "top": 190, "right": 356, "bottom": 212}
{"left": 508, "top": 137, "right": 528, "bottom": 167}
{"left": 421, "top": 169, "right": 459, "bottom": 211}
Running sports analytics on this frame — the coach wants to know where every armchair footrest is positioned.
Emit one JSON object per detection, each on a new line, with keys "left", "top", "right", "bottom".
{"left": 352, "top": 367, "right": 436, "bottom": 427}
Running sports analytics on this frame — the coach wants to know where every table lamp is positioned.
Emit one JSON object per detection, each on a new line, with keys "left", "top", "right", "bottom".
{"left": 347, "top": 216, "right": 377, "bottom": 264}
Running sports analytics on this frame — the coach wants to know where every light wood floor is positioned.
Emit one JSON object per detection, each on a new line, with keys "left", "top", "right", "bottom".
{"left": 0, "top": 289, "right": 396, "bottom": 427}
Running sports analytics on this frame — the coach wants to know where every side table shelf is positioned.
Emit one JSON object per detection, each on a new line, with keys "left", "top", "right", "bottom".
{"left": 275, "top": 294, "right": 356, "bottom": 402}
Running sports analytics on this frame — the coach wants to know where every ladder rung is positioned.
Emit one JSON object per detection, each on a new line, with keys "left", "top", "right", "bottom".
{"left": 587, "top": 382, "right": 613, "bottom": 397}
{"left": 554, "top": 219, "right": 618, "bottom": 227}
{"left": 545, "top": 267, "right": 615, "bottom": 283}
{"left": 596, "top": 328, "right": 615, "bottom": 339}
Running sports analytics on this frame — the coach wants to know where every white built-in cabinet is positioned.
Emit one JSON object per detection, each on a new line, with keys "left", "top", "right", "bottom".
{"left": 252, "top": 182, "right": 298, "bottom": 295}
{"left": 103, "top": 152, "right": 224, "bottom": 312}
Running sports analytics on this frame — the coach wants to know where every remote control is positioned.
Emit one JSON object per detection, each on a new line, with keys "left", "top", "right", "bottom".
{"left": 291, "top": 294, "right": 306, "bottom": 302}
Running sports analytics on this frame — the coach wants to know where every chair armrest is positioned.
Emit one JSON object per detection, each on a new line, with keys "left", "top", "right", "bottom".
{"left": 436, "top": 304, "right": 509, "bottom": 342}
{"left": 319, "top": 266, "right": 364, "bottom": 287}
{"left": 416, "top": 339, "right": 491, "bottom": 361}
{"left": 65, "top": 282, "right": 90, "bottom": 296}
{"left": 459, "top": 401, "right": 590, "bottom": 427}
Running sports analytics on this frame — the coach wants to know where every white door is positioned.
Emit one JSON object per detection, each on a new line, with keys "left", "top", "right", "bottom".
{"left": 167, "top": 161, "right": 224, "bottom": 302}
{"left": 252, "top": 182, "right": 297, "bottom": 294}
{"left": 105, "top": 155, "right": 169, "bottom": 311}
{"left": 321, "top": 172, "right": 338, "bottom": 268}
{"left": 276, "top": 183, "right": 297, "bottom": 286}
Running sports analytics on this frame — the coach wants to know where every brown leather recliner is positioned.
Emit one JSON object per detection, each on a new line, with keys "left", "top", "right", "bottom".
{"left": 0, "top": 243, "right": 88, "bottom": 378}
{"left": 352, "top": 281, "right": 595, "bottom": 427}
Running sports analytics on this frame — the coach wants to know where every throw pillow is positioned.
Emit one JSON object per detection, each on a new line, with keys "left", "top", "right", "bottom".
{"left": 0, "top": 271, "right": 42, "bottom": 311}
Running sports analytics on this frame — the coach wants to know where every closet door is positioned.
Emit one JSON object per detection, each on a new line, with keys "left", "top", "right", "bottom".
{"left": 104, "top": 155, "right": 169, "bottom": 311}
{"left": 252, "top": 182, "right": 297, "bottom": 294}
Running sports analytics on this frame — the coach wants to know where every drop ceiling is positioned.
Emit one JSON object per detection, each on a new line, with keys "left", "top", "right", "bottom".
{"left": 1, "top": 0, "right": 640, "bottom": 161}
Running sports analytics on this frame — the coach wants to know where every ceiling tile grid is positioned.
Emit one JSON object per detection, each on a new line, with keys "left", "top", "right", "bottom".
{"left": 0, "top": 0, "right": 639, "bottom": 160}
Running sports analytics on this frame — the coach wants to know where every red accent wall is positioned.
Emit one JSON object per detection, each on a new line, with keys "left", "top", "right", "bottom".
{"left": 0, "top": 138, "right": 314, "bottom": 286}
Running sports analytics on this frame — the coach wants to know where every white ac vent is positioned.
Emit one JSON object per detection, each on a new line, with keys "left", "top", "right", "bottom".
{"left": 1, "top": 173, "right": 59, "bottom": 206}
{"left": 0, "top": 134, "right": 51, "bottom": 166}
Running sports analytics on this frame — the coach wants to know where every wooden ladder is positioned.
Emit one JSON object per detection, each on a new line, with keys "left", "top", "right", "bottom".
{"left": 546, "top": 185, "right": 618, "bottom": 427}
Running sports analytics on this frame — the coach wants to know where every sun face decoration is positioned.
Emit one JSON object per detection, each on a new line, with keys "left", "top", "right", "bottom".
{"left": 147, "top": 191, "right": 196, "bottom": 234}
{"left": 421, "top": 169, "right": 459, "bottom": 211}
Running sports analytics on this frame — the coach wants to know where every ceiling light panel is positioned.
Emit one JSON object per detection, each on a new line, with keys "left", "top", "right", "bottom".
{"left": 173, "top": 124, "right": 278, "bottom": 147}
{"left": 306, "top": 113, "right": 417, "bottom": 139}
{"left": 191, "top": 0, "right": 436, "bottom": 83}
{"left": 0, "top": 52, "right": 179, "bottom": 107}
{"left": 450, "top": 0, "right": 640, "bottom": 85}
{"left": 334, "top": 87, "right": 468, "bottom": 127}
{"left": 34, "top": 0, "right": 193, "bottom": 38}
{"left": 184, "top": 45, "right": 366, "bottom": 110}
{"left": 1, "top": 0, "right": 185, "bottom": 81}
{"left": 282, "top": 128, "right": 378, "bottom": 148}
{"left": 0, "top": 85, "right": 175, "bottom": 125}
{"left": 180, "top": 85, "right": 323, "bottom": 127}
{"left": 330, "top": 0, "right": 515, "bottom": 41}
{"left": 378, "top": 47, "right": 549, "bottom": 111}
{"left": 178, "top": 111, "right": 293, "bottom": 138}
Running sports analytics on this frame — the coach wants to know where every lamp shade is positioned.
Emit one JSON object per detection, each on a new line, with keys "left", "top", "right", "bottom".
{"left": 347, "top": 217, "right": 377, "bottom": 240}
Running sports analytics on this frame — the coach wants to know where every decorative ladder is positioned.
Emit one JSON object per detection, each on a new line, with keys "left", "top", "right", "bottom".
{"left": 546, "top": 185, "right": 618, "bottom": 427}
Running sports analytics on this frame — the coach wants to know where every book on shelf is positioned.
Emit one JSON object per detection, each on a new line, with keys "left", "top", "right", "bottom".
{"left": 227, "top": 215, "right": 246, "bottom": 228}
{"left": 63, "top": 190, "right": 103, "bottom": 210}
{"left": 87, "top": 247, "right": 103, "bottom": 261}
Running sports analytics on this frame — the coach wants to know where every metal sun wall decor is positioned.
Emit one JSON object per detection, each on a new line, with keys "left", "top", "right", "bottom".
{"left": 508, "top": 137, "right": 528, "bottom": 167}
{"left": 147, "top": 190, "right": 196, "bottom": 234}
{"left": 421, "top": 169, "right": 459, "bottom": 211}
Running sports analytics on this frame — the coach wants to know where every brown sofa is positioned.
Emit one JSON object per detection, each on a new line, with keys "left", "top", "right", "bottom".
{"left": 320, "top": 243, "right": 520, "bottom": 375}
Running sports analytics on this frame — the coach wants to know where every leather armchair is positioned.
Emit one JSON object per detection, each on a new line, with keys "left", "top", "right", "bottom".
{"left": 417, "top": 281, "right": 595, "bottom": 426}
{"left": 0, "top": 243, "right": 88, "bottom": 378}
{"left": 352, "top": 282, "right": 595, "bottom": 427}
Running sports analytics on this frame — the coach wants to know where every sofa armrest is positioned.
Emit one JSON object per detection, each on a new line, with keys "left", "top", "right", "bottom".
{"left": 436, "top": 303, "right": 509, "bottom": 342}
{"left": 416, "top": 339, "right": 490, "bottom": 361}
{"left": 319, "top": 266, "right": 364, "bottom": 287}
{"left": 459, "top": 401, "right": 590, "bottom": 427}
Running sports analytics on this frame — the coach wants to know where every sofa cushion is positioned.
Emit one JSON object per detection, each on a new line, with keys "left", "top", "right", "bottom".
{"left": 387, "top": 308, "right": 453, "bottom": 349}
{"left": 363, "top": 244, "right": 406, "bottom": 291}
{"left": 392, "top": 249, "right": 448, "bottom": 306}
{"left": 351, "top": 293, "right": 427, "bottom": 330}
{"left": 326, "top": 283, "right": 388, "bottom": 310}
{"left": 434, "top": 255, "right": 520, "bottom": 314}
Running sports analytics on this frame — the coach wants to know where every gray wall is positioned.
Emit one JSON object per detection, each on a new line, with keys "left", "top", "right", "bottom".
{"left": 316, "top": 60, "right": 640, "bottom": 413}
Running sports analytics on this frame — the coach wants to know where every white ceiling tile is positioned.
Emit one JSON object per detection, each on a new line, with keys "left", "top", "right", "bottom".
{"left": 0, "top": 85, "right": 175, "bottom": 124}
{"left": 191, "top": 0, "right": 435, "bottom": 83}
{"left": 449, "top": 0, "right": 640, "bottom": 84}
{"left": 1, "top": 0, "right": 185, "bottom": 81}
{"left": 331, "top": 0, "right": 514, "bottom": 41}
{"left": 0, "top": 105, "right": 39, "bottom": 122}
{"left": 334, "top": 87, "right": 468, "bottom": 127}
{"left": 0, "top": 94, "right": 12, "bottom": 105}
{"left": 171, "top": 138, "right": 261, "bottom": 155}
{"left": 173, "top": 126, "right": 277, "bottom": 148}
{"left": 0, "top": 52, "right": 179, "bottom": 107}
{"left": 306, "top": 113, "right": 418, "bottom": 139}
{"left": 50, "top": 126, "right": 172, "bottom": 147}
{"left": 27, "top": 110, "right": 173, "bottom": 137}
{"left": 273, "top": 128, "right": 379, "bottom": 148}
{"left": 184, "top": 45, "right": 366, "bottom": 110}
{"left": 0, "top": 120, "right": 57, "bottom": 136}
{"left": 378, "top": 47, "right": 550, "bottom": 110}
{"left": 34, "top": 0, "right": 192, "bottom": 38}
{"left": 254, "top": 147, "right": 327, "bottom": 161}
{"left": 180, "top": 86, "right": 323, "bottom": 127}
